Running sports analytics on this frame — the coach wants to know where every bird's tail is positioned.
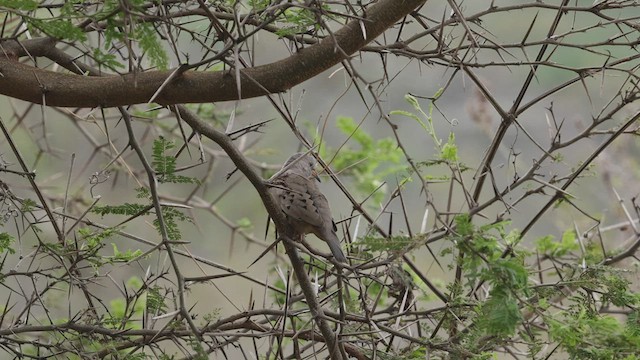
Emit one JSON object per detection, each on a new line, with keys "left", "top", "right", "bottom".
{"left": 326, "top": 235, "right": 347, "bottom": 264}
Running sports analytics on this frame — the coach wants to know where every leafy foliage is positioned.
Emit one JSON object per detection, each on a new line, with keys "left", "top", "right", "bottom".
{"left": 549, "top": 309, "right": 640, "bottom": 359}
{"left": 92, "top": 202, "right": 150, "bottom": 217}
{"left": 103, "top": 277, "right": 146, "bottom": 329}
{"left": 360, "top": 234, "right": 414, "bottom": 254}
{"left": 0, "top": 232, "right": 15, "bottom": 255}
{"left": 110, "top": 243, "right": 144, "bottom": 262}
{"left": 275, "top": 7, "right": 321, "bottom": 37}
{"left": 324, "top": 116, "right": 404, "bottom": 205}
{"left": 391, "top": 93, "right": 459, "bottom": 164}
{"left": 25, "top": 17, "right": 86, "bottom": 42}
{"left": 1, "top": 0, "right": 639, "bottom": 359}
{"left": 146, "top": 286, "right": 168, "bottom": 314}
{"left": 153, "top": 206, "right": 192, "bottom": 241}
{"left": 92, "top": 48, "right": 125, "bottom": 70}
{"left": 450, "top": 215, "right": 528, "bottom": 337}
{"left": 152, "top": 137, "right": 200, "bottom": 184}
{"left": 89, "top": 137, "right": 200, "bottom": 245}
{"left": 134, "top": 23, "right": 169, "bottom": 70}
{"left": 536, "top": 229, "right": 580, "bottom": 257}
{"left": 0, "top": 0, "right": 38, "bottom": 11}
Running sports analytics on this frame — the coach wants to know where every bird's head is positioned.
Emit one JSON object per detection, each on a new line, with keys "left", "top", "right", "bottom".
{"left": 285, "top": 152, "right": 320, "bottom": 182}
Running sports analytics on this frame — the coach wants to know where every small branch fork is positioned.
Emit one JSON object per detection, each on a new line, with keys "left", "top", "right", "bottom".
{"left": 1, "top": 0, "right": 640, "bottom": 359}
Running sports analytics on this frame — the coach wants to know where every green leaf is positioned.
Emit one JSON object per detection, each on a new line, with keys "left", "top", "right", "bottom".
{"left": 0, "top": 0, "right": 38, "bottom": 10}
{"left": 327, "top": 116, "right": 404, "bottom": 205}
{"left": 237, "top": 217, "right": 253, "bottom": 229}
{"left": 92, "top": 203, "right": 149, "bottom": 217}
{"left": 360, "top": 235, "right": 413, "bottom": 253}
{"left": 481, "top": 289, "right": 521, "bottom": 336}
{"left": 404, "top": 94, "right": 421, "bottom": 110}
{"left": 389, "top": 109, "right": 424, "bottom": 123}
{"left": 336, "top": 116, "right": 373, "bottom": 149}
{"left": 490, "top": 258, "right": 528, "bottom": 290}
{"left": 92, "top": 48, "right": 125, "bottom": 70}
{"left": 440, "top": 132, "right": 458, "bottom": 161}
{"left": 454, "top": 214, "right": 473, "bottom": 236}
{"left": 535, "top": 229, "right": 579, "bottom": 257}
{"left": 110, "top": 243, "right": 143, "bottom": 262}
{"left": 152, "top": 136, "right": 176, "bottom": 175}
{"left": 152, "top": 206, "right": 192, "bottom": 241}
{"left": 392, "top": 93, "right": 444, "bottom": 150}
{"left": 147, "top": 286, "right": 167, "bottom": 314}
{"left": 152, "top": 137, "right": 200, "bottom": 184}
{"left": 27, "top": 18, "right": 87, "bottom": 42}
{"left": 0, "top": 233, "right": 15, "bottom": 255}
{"left": 390, "top": 108, "right": 429, "bottom": 133}
{"left": 135, "top": 23, "right": 168, "bottom": 70}
{"left": 535, "top": 235, "right": 555, "bottom": 253}
{"left": 561, "top": 229, "right": 578, "bottom": 251}
{"left": 78, "top": 227, "right": 115, "bottom": 250}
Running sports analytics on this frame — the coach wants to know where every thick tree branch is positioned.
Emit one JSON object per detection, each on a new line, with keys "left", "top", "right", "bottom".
{"left": 0, "top": 0, "right": 426, "bottom": 108}
{"left": 176, "top": 105, "right": 344, "bottom": 359}
{"left": 6, "top": 32, "right": 350, "bottom": 355}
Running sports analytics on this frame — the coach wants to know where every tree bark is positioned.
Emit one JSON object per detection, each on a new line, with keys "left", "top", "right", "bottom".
{"left": 0, "top": 0, "right": 426, "bottom": 108}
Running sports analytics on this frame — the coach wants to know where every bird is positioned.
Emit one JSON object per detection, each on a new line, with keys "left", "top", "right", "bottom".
{"left": 268, "top": 152, "right": 347, "bottom": 264}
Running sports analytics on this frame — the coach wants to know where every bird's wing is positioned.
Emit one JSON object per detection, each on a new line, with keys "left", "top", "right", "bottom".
{"left": 278, "top": 171, "right": 324, "bottom": 227}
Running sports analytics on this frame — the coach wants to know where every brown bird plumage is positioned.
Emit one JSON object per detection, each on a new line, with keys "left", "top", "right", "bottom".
{"left": 268, "top": 152, "right": 347, "bottom": 263}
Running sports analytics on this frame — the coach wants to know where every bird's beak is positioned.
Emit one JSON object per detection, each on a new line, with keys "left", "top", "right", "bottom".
{"left": 311, "top": 169, "right": 321, "bottom": 182}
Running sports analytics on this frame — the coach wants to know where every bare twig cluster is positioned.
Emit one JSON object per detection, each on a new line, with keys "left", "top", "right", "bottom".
{"left": 0, "top": 1, "right": 639, "bottom": 359}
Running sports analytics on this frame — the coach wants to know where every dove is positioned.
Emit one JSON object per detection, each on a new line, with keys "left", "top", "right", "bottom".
{"left": 268, "top": 152, "right": 347, "bottom": 263}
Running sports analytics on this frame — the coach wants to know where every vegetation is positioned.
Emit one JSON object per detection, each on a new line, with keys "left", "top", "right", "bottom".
{"left": 0, "top": 0, "right": 639, "bottom": 359}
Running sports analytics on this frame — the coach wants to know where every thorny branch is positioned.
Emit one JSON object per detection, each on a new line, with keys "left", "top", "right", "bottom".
{"left": 0, "top": 1, "right": 639, "bottom": 359}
